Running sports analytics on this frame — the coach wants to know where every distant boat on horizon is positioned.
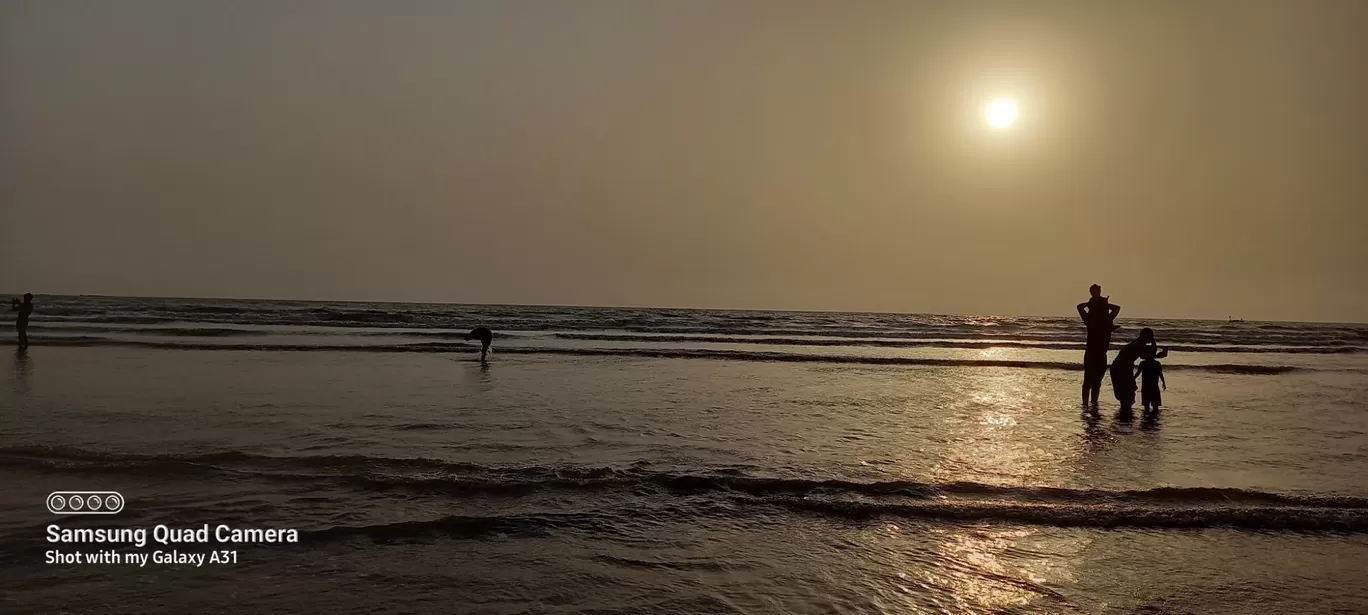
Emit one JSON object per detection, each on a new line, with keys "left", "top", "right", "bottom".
{"left": 1228, "top": 317, "right": 1245, "bottom": 323}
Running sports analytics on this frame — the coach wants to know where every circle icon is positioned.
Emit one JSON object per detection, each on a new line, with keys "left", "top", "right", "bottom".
{"left": 47, "top": 491, "right": 126, "bottom": 515}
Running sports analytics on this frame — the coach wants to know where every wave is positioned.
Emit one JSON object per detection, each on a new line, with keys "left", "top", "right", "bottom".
{"left": 8, "top": 322, "right": 1361, "bottom": 354}
{"left": 0, "top": 446, "right": 488, "bottom": 475}
{"left": 290, "top": 502, "right": 1368, "bottom": 542}
{"left": 608, "top": 326, "right": 1368, "bottom": 347}
{"left": 766, "top": 498, "right": 1367, "bottom": 532}
{"left": 25, "top": 296, "right": 1368, "bottom": 349}
{"left": 304, "top": 513, "right": 570, "bottom": 542}
{"left": 292, "top": 513, "right": 617, "bottom": 546}
{"left": 308, "top": 307, "right": 418, "bottom": 324}
{"left": 591, "top": 554, "right": 733, "bottom": 572}
{"left": 500, "top": 347, "right": 1308, "bottom": 374}
{"left": 19, "top": 325, "right": 263, "bottom": 337}
{"left": 10, "top": 324, "right": 475, "bottom": 339}
{"left": 7, "top": 446, "right": 1368, "bottom": 533}
{"left": 160, "top": 305, "right": 249, "bottom": 315}
{"left": 553, "top": 333, "right": 1366, "bottom": 354}
{"left": 0, "top": 337, "right": 1309, "bottom": 373}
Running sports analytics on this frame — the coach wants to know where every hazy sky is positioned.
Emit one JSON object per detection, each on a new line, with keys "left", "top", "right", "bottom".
{"left": 2, "top": 1, "right": 1365, "bottom": 321}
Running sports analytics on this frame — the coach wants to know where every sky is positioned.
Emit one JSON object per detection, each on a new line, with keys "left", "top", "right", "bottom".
{"left": 2, "top": 1, "right": 1365, "bottom": 322}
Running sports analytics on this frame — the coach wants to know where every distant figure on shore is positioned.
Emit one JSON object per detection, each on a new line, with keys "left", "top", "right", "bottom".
{"left": 1111, "top": 327, "right": 1167, "bottom": 410}
{"left": 1076, "top": 284, "right": 1121, "bottom": 406}
{"left": 1135, "top": 345, "right": 1166, "bottom": 412}
{"left": 465, "top": 327, "right": 492, "bottom": 363}
{"left": 10, "top": 294, "right": 33, "bottom": 348}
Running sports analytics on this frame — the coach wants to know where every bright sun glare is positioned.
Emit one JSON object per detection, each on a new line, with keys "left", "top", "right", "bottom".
{"left": 984, "top": 98, "right": 1018, "bottom": 129}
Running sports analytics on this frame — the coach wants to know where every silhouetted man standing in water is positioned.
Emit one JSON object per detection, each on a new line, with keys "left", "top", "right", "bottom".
{"left": 10, "top": 294, "right": 33, "bottom": 349}
{"left": 1077, "top": 285, "right": 1120, "bottom": 407}
{"left": 465, "top": 327, "right": 492, "bottom": 363}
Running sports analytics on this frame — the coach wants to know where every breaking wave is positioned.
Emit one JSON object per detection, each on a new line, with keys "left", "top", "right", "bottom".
{"left": 6, "top": 447, "right": 1367, "bottom": 533}
{"left": 552, "top": 333, "right": 1365, "bottom": 354}
{"left": 0, "top": 338, "right": 1309, "bottom": 374}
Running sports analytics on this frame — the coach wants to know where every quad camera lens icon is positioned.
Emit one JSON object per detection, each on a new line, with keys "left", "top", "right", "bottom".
{"left": 47, "top": 491, "right": 124, "bottom": 515}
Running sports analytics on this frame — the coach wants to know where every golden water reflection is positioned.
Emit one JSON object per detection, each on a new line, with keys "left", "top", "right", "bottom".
{"left": 929, "top": 368, "right": 1062, "bottom": 485}
{"left": 930, "top": 527, "right": 1078, "bottom": 612}
{"left": 849, "top": 521, "right": 1087, "bottom": 614}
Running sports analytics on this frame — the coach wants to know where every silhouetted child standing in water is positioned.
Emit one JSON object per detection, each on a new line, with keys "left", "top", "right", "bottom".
{"left": 1135, "top": 345, "right": 1166, "bottom": 411}
{"left": 1088, "top": 296, "right": 1121, "bottom": 333}
{"left": 10, "top": 293, "right": 33, "bottom": 348}
{"left": 465, "top": 327, "right": 492, "bottom": 363}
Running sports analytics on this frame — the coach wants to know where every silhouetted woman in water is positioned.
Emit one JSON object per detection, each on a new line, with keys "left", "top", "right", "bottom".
{"left": 465, "top": 327, "right": 492, "bottom": 363}
{"left": 1110, "top": 327, "right": 1166, "bottom": 410}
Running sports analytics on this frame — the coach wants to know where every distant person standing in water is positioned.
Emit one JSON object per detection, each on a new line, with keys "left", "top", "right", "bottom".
{"left": 1134, "top": 345, "right": 1166, "bottom": 412}
{"left": 1111, "top": 327, "right": 1166, "bottom": 410}
{"left": 10, "top": 293, "right": 33, "bottom": 348}
{"left": 1076, "top": 284, "right": 1121, "bottom": 406}
{"left": 465, "top": 327, "right": 492, "bottom": 363}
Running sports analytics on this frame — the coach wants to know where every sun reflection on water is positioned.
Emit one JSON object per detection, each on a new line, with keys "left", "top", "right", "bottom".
{"left": 922, "top": 528, "right": 1037, "bottom": 611}
{"left": 842, "top": 522, "right": 1065, "bottom": 613}
{"left": 930, "top": 369, "right": 1059, "bottom": 485}
{"left": 915, "top": 525, "right": 1080, "bottom": 613}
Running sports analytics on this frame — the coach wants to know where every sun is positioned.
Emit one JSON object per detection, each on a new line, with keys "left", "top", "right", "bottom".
{"left": 984, "top": 98, "right": 1018, "bottom": 129}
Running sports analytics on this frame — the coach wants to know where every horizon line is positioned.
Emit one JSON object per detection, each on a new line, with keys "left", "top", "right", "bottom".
{"left": 7, "top": 291, "right": 1365, "bottom": 327}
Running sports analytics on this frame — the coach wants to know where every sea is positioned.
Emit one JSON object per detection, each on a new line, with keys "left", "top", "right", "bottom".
{"left": 2, "top": 295, "right": 1366, "bottom": 614}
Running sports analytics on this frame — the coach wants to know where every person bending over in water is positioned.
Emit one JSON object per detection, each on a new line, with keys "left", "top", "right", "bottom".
{"left": 465, "top": 327, "right": 492, "bottom": 363}
{"left": 1076, "top": 284, "right": 1121, "bottom": 406}
{"left": 10, "top": 294, "right": 33, "bottom": 348}
{"left": 1111, "top": 327, "right": 1166, "bottom": 411}
{"left": 1134, "top": 345, "right": 1166, "bottom": 412}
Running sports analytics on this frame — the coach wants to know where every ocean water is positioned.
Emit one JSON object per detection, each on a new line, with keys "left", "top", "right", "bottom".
{"left": 2, "top": 296, "right": 1367, "bottom": 614}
